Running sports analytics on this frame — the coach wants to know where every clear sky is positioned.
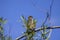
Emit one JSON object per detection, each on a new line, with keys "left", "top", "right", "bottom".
{"left": 0, "top": 0, "right": 60, "bottom": 40}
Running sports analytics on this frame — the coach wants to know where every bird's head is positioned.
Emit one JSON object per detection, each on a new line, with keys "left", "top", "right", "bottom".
{"left": 28, "top": 16, "right": 33, "bottom": 20}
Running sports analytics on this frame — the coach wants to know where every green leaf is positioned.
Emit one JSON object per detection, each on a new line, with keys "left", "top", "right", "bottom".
{"left": 21, "top": 16, "right": 27, "bottom": 28}
{"left": 0, "top": 17, "right": 7, "bottom": 24}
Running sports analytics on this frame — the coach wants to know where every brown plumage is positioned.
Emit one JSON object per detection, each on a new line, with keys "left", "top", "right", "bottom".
{"left": 27, "top": 16, "right": 35, "bottom": 29}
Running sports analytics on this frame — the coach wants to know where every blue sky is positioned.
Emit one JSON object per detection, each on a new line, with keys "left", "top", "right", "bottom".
{"left": 0, "top": 0, "right": 60, "bottom": 40}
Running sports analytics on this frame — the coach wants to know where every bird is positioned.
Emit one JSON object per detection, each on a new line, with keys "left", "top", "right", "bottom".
{"left": 21, "top": 16, "right": 36, "bottom": 30}
{"left": 27, "top": 16, "right": 36, "bottom": 30}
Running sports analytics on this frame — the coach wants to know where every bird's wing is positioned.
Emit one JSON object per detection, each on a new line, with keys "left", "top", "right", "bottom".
{"left": 33, "top": 19, "right": 37, "bottom": 27}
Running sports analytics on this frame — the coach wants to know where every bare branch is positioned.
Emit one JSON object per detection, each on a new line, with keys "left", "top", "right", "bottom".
{"left": 35, "top": 26, "right": 60, "bottom": 32}
{"left": 16, "top": 26, "right": 60, "bottom": 40}
{"left": 16, "top": 34, "right": 26, "bottom": 40}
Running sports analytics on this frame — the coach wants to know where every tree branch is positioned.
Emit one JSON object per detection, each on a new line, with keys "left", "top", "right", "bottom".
{"left": 16, "top": 34, "right": 26, "bottom": 40}
{"left": 16, "top": 26, "right": 60, "bottom": 40}
{"left": 35, "top": 26, "right": 60, "bottom": 32}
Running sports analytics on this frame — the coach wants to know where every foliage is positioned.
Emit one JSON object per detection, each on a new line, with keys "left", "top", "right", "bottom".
{"left": 0, "top": 17, "right": 12, "bottom": 40}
